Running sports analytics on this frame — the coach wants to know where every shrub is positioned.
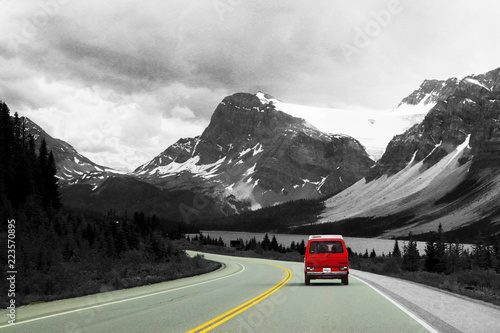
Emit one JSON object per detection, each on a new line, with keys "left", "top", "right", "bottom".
{"left": 456, "top": 269, "right": 500, "bottom": 289}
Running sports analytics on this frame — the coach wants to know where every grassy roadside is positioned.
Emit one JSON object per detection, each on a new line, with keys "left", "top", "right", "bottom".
{"left": 181, "top": 239, "right": 500, "bottom": 307}
{"left": 1, "top": 242, "right": 221, "bottom": 307}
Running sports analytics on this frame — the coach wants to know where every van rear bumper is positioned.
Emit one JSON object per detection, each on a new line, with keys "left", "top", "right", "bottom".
{"left": 306, "top": 271, "right": 348, "bottom": 276}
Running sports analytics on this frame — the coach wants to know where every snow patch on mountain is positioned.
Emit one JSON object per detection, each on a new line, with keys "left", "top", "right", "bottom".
{"left": 238, "top": 143, "right": 264, "bottom": 158}
{"left": 465, "top": 77, "right": 490, "bottom": 90}
{"left": 145, "top": 155, "right": 227, "bottom": 179}
{"left": 232, "top": 180, "right": 261, "bottom": 210}
{"left": 256, "top": 91, "right": 281, "bottom": 106}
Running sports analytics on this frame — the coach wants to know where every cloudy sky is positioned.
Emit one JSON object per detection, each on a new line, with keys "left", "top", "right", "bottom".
{"left": 2, "top": 0, "right": 500, "bottom": 171}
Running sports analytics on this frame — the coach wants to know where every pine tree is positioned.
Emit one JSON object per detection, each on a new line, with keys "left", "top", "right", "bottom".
{"left": 262, "top": 233, "right": 271, "bottom": 251}
{"left": 492, "top": 234, "right": 500, "bottom": 273}
{"left": 13, "top": 112, "right": 21, "bottom": 144}
{"left": 392, "top": 239, "right": 401, "bottom": 257}
{"left": 46, "top": 151, "right": 61, "bottom": 210}
{"left": 37, "top": 139, "right": 49, "bottom": 205}
{"left": 14, "top": 136, "right": 31, "bottom": 205}
{"left": 472, "top": 233, "right": 492, "bottom": 269}
{"left": 112, "top": 221, "right": 129, "bottom": 255}
{"left": 424, "top": 237, "right": 437, "bottom": 272}
{"left": 402, "top": 232, "right": 420, "bottom": 271}
{"left": 447, "top": 240, "right": 464, "bottom": 273}
{"left": 270, "top": 235, "right": 279, "bottom": 252}
{"left": 0, "top": 102, "right": 14, "bottom": 203}
{"left": 104, "top": 225, "right": 117, "bottom": 257}
{"left": 435, "top": 224, "right": 448, "bottom": 273}
{"left": 124, "top": 222, "right": 140, "bottom": 250}
{"left": 298, "top": 240, "right": 306, "bottom": 255}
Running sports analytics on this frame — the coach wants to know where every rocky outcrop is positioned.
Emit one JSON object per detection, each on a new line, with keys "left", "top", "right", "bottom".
{"left": 398, "top": 78, "right": 459, "bottom": 107}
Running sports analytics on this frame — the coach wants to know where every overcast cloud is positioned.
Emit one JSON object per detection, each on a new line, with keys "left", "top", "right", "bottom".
{"left": 2, "top": 0, "right": 500, "bottom": 171}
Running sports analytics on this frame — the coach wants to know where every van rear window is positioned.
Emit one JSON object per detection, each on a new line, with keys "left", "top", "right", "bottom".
{"left": 309, "top": 241, "right": 344, "bottom": 254}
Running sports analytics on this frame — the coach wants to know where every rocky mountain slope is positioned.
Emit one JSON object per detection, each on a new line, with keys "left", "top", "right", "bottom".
{"left": 134, "top": 92, "right": 375, "bottom": 211}
{"left": 23, "top": 116, "right": 121, "bottom": 187}
{"left": 317, "top": 68, "right": 500, "bottom": 238}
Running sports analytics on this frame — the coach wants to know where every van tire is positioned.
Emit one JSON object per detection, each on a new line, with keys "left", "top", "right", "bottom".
{"left": 342, "top": 276, "right": 349, "bottom": 285}
{"left": 305, "top": 275, "right": 310, "bottom": 286}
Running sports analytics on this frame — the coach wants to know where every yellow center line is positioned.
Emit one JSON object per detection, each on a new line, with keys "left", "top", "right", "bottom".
{"left": 186, "top": 258, "right": 293, "bottom": 333}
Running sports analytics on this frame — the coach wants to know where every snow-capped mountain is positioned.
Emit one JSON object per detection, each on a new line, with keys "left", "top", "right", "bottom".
{"left": 22, "top": 116, "right": 204, "bottom": 219}
{"left": 134, "top": 92, "right": 375, "bottom": 211}
{"left": 23, "top": 117, "right": 122, "bottom": 187}
{"left": 317, "top": 67, "right": 500, "bottom": 238}
{"left": 15, "top": 64, "right": 500, "bottom": 239}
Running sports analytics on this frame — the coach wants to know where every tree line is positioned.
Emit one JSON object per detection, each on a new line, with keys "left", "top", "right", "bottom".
{"left": 188, "top": 233, "right": 307, "bottom": 255}
{"left": 352, "top": 224, "right": 500, "bottom": 274}
{"left": 1, "top": 101, "right": 206, "bottom": 305}
{"left": 0, "top": 102, "right": 60, "bottom": 217}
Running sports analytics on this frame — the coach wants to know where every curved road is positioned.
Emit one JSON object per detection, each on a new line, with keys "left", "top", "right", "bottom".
{"left": 1, "top": 252, "right": 491, "bottom": 332}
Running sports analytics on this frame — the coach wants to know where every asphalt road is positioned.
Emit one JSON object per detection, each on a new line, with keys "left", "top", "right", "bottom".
{"left": 1, "top": 252, "right": 437, "bottom": 333}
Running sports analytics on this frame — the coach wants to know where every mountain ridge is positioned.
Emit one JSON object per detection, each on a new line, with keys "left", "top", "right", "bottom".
{"left": 22, "top": 116, "right": 123, "bottom": 187}
{"left": 134, "top": 91, "right": 375, "bottom": 211}
{"left": 318, "top": 67, "right": 500, "bottom": 238}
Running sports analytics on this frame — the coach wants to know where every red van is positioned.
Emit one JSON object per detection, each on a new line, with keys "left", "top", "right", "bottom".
{"left": 304, "top": 235, "right": 349, "bottom": 285}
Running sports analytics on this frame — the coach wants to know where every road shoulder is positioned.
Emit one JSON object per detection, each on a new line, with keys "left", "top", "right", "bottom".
{"left": 352, "top": 269, "right": 500, "bottom": 333}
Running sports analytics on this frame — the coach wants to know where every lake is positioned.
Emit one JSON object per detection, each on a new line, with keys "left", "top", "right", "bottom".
{"left": 186, "top": 230, "right": 471, "bottom": 256}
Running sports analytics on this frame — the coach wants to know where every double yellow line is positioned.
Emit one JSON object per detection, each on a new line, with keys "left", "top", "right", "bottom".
{"left": 186, "top": 260, "right": 292, "bottom": 333}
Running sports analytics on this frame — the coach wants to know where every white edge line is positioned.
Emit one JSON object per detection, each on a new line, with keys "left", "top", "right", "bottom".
{"left": 352, "top": 275, "right": 439, "bottom": 333}
{"left": 0, "top": 260, "right": 245, "bottom": 328}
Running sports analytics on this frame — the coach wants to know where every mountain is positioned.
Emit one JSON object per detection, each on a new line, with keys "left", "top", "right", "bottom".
{"left": 22, "top": 116, "right": 122, "bottom": 187}
{"left": 134, "top": 92, "right": 375, "bottom": 211}
{"left": 317, "top": 67, "right": 500, "bottom": 239}
{"left": 20, "top": 116, "right": 218, "bottom": 220}
{"left": 22, "top": 92, "right": 374, "bottom": 220}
